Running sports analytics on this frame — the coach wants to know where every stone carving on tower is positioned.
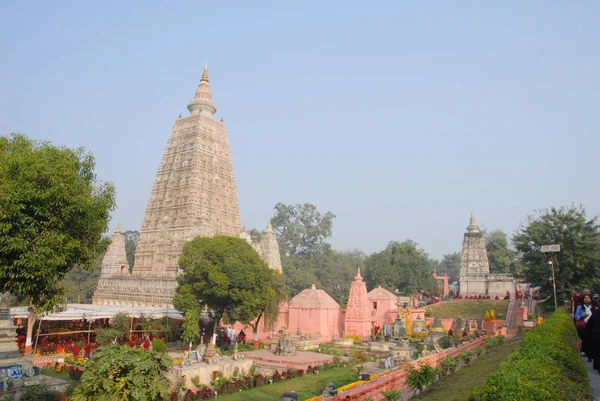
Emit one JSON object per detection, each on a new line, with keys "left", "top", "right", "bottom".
{"left": 458, "top": 213, "right": 514, "bottom": 297}
{"left": 93, "top": 67, "right": 282, "bottom": 308}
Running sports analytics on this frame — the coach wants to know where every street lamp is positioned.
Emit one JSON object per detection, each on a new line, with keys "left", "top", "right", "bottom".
{"left": 541, "top": 245, "right": 560, "bottom": 311}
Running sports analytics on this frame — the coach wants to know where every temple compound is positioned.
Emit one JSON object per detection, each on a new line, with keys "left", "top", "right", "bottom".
{"left": 459, "top": 213, "right": 514, "bottom": 297}
{"left": 93, "top": 68, "right": 282, "bottom": 308}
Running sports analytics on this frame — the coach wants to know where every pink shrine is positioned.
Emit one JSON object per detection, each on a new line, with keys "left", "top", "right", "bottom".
{"left": 344, "top": 269, "right": 374, "bottom": 340}
{"left": 235, "top": 269, "right": 401, "bottom": 343}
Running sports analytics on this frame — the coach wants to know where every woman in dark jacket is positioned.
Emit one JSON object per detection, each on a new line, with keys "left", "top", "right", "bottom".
{"left": 585, "top": 306, "right": 600, "bottom": 373}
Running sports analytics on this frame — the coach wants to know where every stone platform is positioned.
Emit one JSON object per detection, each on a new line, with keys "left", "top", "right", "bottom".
{"left": 244, "top": 350, "right": 335, "bottom": 370}
{"left": 172, "top": 358, "right": 253, "bottom": 387}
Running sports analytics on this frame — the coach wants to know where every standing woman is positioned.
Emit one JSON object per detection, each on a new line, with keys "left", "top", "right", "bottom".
{"left": 576, "top": 294, "right": 595, "bottom": 360}
{"left": 586, "top": 304, "right": 600, "bottom": 373}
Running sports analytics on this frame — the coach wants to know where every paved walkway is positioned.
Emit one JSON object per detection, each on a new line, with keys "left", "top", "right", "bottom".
{"left": 584, "top": 356, "right": 600, "bottom": 400}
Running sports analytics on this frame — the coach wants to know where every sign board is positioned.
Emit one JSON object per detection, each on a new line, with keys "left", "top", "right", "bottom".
{"left": 541, "top": 245, "right": 560, "bottom": 253}
{"left": 523, "top": 320, "right": 536, "bottom": 328}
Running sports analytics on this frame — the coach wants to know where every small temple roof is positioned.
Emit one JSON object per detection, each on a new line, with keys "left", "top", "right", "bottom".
{"left": 264, "top": 221, "right": 274, "bottom": 234}
{"left": 114, "top": 224, "right": 121, "bottom": 234}
{"left": 466, "top": 212, "right": 480, "bottom": 233}
{"left": 368, "top": 286, "right": 396, "bottom": 300}
{"left": 289, "top": 284, "right": 340, "bottom": 309}
{"left": 187, "top": 66, "right": 217, "bottom": 116}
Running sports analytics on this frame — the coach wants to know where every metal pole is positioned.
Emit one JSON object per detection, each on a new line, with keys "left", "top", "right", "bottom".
{"left": 550, "top": 256, "right": 558, "bottom": 311}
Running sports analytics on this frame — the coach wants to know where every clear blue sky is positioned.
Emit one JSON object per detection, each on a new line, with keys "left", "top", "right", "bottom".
{"left": 1, "top": 1, "right": 598, "bottom": 259}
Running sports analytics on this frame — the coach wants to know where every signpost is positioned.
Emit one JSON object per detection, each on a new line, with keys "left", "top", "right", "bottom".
{"left": 541, "top": 245, "right": 560, "bottom": 311}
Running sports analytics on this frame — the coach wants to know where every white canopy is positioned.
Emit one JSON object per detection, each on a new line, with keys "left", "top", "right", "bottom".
{"left": 10, "top": 303, "right": 183, "bottom": 321}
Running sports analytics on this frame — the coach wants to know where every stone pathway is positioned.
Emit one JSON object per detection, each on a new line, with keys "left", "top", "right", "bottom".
{"left": 584, "top": 356, "right": 600, "bottom": 400}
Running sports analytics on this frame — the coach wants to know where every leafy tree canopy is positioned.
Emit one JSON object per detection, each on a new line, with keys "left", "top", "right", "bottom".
{"left": 123, "top": 230, "right": 139, "bottom": 269}
{"left": 364, "top": 240, "right": 437, "bottom": 296}
{"left": 71, "top": 345, "right": 172, "bottom": 401}
{"left": 173, "top": 236, "right": 281, "bottom": 337}
{"left": 486, "top": 230, "right": 517, "bottom": 274}
{"left": 0, "top": 133, "right": 115, "bottom": 312}
{"left": 271, "top": 202, "right": 335, "bottom": 257}
{"left": 513, "top": 205, "right": 600, "bottom": 309}
{"left": 433, "top": 252, "right": 461, "bottom": 284}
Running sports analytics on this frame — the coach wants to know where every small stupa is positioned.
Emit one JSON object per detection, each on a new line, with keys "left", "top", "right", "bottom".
{"left": 411, "top": 316, "right": 427, "bottom": 338}
{"left": 274, "top": 327, "right": 296, "bottom": 356}
{"left": 392, "top": 311, "right": 406, "bottom": 338}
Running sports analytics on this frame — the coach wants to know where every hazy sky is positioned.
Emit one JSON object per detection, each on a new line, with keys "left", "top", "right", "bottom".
{"left": 1, "top": 1, "right": 598, "bottom": 259}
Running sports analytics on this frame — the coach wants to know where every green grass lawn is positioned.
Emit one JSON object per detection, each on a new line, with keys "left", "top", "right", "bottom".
{"left": 425, "top": 300, "right": 509, "bottom": 320}
{"left": 40, "top": 367, "right": 71, "bottom": 381}
{"left": 411, "top": 338, "right": 521, "bottom": 401}
{"left": 217, "top": 366, "right": 357, "bottom": 401}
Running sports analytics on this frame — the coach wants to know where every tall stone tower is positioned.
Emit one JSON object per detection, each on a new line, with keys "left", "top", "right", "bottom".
{"left": 344, "top": 268, "right": 373, "bottom": 340}
{"left": 93, "top": 68, "right": 281, "bottom": 308}
{"left": 458, "top": 213, "right": 514, "bottom": 297}
{"left": 459, "top": 213, "right": 489, "bottom": 296}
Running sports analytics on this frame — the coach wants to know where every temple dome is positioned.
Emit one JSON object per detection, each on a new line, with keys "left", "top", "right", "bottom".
{"left": 368, "top": 286, "right": 396, "bottom": 300}
{"left": 289, "top": 284, "right": 340, "bottom": 309}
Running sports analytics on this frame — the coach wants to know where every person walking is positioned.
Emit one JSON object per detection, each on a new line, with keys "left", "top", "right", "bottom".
{"left": 585, "top": 301, "right": 600, "bottom": 373}
{"left": 576, "top": 294, "right": 595, "bottom": 360}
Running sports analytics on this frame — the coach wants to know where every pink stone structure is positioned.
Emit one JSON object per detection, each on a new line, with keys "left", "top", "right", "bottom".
{"left": 287, "top": 284, "right": 342, "bottom": 342}
{"left": 344, "top": 269, "right": 373, "bottom": 340}
{"left": 433, "top": 273, "right": 450, "bottom": 297}
{"left": 368, "top": 286, "right": 397, "bottom": 326}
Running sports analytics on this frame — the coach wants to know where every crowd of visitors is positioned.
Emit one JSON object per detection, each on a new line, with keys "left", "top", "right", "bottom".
{"left": 573, "top": 288, "right": 600, "bottom": 374}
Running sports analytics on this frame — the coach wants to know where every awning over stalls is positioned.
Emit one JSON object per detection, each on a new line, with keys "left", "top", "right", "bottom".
{"left": 10, "top": 303, "right": 184, "bottom": 321}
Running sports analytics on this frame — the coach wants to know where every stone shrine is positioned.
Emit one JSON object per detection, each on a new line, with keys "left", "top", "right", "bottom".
{"left": 459, "top": 213, "right": 514, "bottom": 297}
{"left": 344, "top": 269, "right": 373, "bottom": 341}
{"left": 93, "top": 68, "right": 282, "bottom": 308}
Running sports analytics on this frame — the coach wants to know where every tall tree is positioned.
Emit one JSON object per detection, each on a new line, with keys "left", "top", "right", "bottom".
{"left": 513, "top": 205, "right": 600, "bottom": 310}
{"left": 271, "top": 202, "right": 336, "bottom": 257}
{"left": 123, "top": 230, "right": 140, "bottom": 269}
{"left": 61, "top": 259, "right": 102, "bottom": 303}
{"left": 173, "top": 236, "right": 281, "bottom": 340}
{"left": 317, "top": 250, "right": 366, "bottom": 306}
{"left": 486, "top": 230, "right": 516, "bottom": 274}
{"left": 364, "top": 240, "right": 437, "bottom": 296}
{"left": 0, "top": 134, "right": 115, "bottom": 352}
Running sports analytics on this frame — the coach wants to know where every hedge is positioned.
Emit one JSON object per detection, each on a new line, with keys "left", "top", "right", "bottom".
{"left": 469, "top": 308, "right": 592, "bottom": 401}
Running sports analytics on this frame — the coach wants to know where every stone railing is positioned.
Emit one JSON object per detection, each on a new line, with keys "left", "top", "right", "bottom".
{"left": 327, "top": 337, "right": 486, "bottom": 401}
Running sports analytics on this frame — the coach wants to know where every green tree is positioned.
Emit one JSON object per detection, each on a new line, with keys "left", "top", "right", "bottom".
{"left": 435, "top": 252, "right": 461, "bottom": 283}
{"left": 271, "top": 202, "right": 336, "bottom": 257}
{"left": 60, "top": 258, "right": 102, "bottom": 303}
{"left": 181, "top": 308, "right": 201, "bottom": 346}
{"left": 486, "top": 230, "right": 516, "bottom": 274}
{"left": 0, "top": 134, "right": 115, "bottom": 352}
{"left": 364, "top": 240, "right": 437, "bottom": 296}
{"left": 513, "top": 205, "right": 600, "bottom": 310}
{"left": 70, "top": 345, "right": 172, "bottom": 401}
{"left": 123, "top": 230, "right": 139, "bottom": 269}
{"left": 317, "top": 250, "right": 366, "bottom": 306}
{"left": 173, "top": 236, "right": 281, "bottom": 339}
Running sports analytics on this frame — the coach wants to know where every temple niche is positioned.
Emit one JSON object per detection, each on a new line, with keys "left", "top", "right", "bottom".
{"left": 93, "top": 67, "right": 282, "bottom": 308}
{"left": 459, "top": 213, "right": 515, "bottom": 297}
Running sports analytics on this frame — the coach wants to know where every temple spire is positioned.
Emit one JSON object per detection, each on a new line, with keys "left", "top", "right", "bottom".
{"left": 187, "top": 65, "right": 217, "bottom": 116}
{"left": 467, "top": 212, "right": 480, "bottom": 233}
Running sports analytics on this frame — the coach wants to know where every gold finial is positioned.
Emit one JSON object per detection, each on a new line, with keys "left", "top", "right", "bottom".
{"left": 201, "top": 66, "right": 209, "bottom": 83}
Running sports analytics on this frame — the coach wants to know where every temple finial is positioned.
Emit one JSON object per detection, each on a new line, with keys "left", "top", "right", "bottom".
{"left": 115, "top": 224, "right": 121, "bottom": 234}
{"left": 355, "top": 267, "right": 363, "bottom": 281}
{"left": 201, "top": 66, "right": 209, "bottom": 83}
{"left": 467, "top": 212, "right": 480, "bottom": 233}
{"left": 265, "top": 221, "right": 273, "bottom": 234}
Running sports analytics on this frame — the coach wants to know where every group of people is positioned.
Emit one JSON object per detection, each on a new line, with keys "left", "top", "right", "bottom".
{"left": 573, "top": 289, "right": 600, "bottom": 374}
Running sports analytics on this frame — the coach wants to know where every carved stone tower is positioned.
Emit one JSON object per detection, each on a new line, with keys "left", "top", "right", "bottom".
{"left": 344, "top": 268, "right": 373, "bottom": 340}
{"left": 93, "top": 68, "right": 280, "bottom": 308}
{"left": 459, "top": 213, "right": 489, "bottom": 296}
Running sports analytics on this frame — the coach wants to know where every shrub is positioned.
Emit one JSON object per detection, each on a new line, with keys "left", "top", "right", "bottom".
{"left": 469, "top": 309, "right": 592, "bottom": 401}
{"left": 437, "top": 336, "right": 452, "bottom": 349}
{"left": 457, "top": 350, "right": 476, "bottom": 366}
{"left": 191, "top": 376, "right": 200, "bottom": 388}
{"left": 483, "top": 334, "right": 505, "bottom": 350}
{"left": 152, "top": 338, "right": 167, "bottom": 352}
{"left": 20, "top": 387, "right": 63, "bottom": 401}
{"left": 405, "top": 363, "right": 437, "bottom": 392}
{"left": 440, "top": 357, "right": 459, "bottom": 375}
{"left": 381, "top": 389, "right": 402, "bottom": 401}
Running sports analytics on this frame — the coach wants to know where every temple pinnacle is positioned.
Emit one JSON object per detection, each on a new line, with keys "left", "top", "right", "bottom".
{"left": 467, "top": 212, "right": 480, "bottom": 233}
{"left": 115, "top": 224, "right": 121, "bottom": 234}
{"left": 201, "top": 66, "right": 209, "bottom": 83}
{"left": 265, "top": 221, "right": 273, "bottom": 234}
{"left": 355, "top": 267, "right": 363, "bottom": 281}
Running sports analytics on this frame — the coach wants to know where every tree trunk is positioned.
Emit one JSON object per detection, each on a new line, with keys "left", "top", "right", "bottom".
{"left": 25, "top": 310, "right": 37, "bottom": 355}
{"left": 250, "top": 313, "right": 263, "bottom": 342}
